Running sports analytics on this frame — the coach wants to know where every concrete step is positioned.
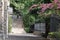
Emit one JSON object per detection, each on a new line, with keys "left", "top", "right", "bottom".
{"left": 7, "top": 34, "right": 50, "bottom": 40}
{"left": 0, "top": 34, "right": 50, "bottom": 40}
{"left": 11, "top": 28, "right": 26, "bottom": 34}
{"left": 7, "top": 34, "right": 42, "bottom": 40}
{"left": 8, "top": 33, "right": 41, "bottom": 37}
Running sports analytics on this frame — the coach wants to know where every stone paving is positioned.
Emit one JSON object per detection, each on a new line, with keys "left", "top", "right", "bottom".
{"left": 11, "top": 16, "right": 26, "bottom": 34}
{"left": 8, "top": 34, "right": 42, "bottom": 40}
{"left": 0, "top": 34, "right": 43, "bottom": 40}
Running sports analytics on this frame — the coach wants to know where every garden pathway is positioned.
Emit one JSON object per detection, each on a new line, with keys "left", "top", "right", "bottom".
{"left": 11, "top": 16, "right": 26, "bottom": 34}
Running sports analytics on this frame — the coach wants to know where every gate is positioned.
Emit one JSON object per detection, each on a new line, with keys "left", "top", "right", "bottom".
{"left": 50, "top": 14, "right": 60, "bottom": 32}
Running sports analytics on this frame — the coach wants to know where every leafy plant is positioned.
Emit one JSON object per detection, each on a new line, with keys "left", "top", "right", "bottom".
{"left": 8, "top": 16, "right": 12, "bottom": 33}
{"left": 24, "top": 27, "right": 30, "bottom": 33}
{"left": 55, "top": 32, "right": 60, "bottom": 38}
{"left": 48, "top": 32, "right": 56, "bottom": 38}
{"left": 48, "top": 32, "right": 60, "bottom": 38}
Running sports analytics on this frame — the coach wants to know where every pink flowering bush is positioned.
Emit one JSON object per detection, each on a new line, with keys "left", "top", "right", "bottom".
{"left": 40, "top": 3, "right": 54, "bottom": 12}
{"left": 28, "top": 0, "right": 60, "bottom": 38}
{"left": 54, "top": 0, "right": 59, "bottom": 3}
{"left": 29, "top": 0, "right": 60, "bottom": 13}
{"left": 40, "top": 0, "right": 60, "bottom": 13}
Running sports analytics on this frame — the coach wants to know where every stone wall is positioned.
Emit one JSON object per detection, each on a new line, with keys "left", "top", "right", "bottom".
{"left": 0, "top": 0, "right": 9, "bottom": 40}
{"left": 4, "top": 0, "right": 10, "bottom": 39}
{"left": 0, "top": 1, "right": 2, "bottom": 30}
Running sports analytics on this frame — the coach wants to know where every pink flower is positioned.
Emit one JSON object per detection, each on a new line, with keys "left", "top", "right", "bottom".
{"left": 50, "top": 4, "right": 54, "bottom": 9}
{"left": 46, "top": 3, "right": 53, "bottom": 9}
{"left": 57, "top": 3, "right": 60, "bottom": 9}
{"left": 41, "top": 7, "right": 47, "bottom": 11}
{"left": 40, "top": 4, "right": 47, "bottom": 8}
{"left": 40, "top": 4, "right": 48, "bottom": 12}
{"left": 40, "top": 3, "right": 54, "bottom": 12}
{"left": 29, "top": 0, "right": 60, "bottom": 13}
{"left": 54, "top": 0, "right": 59, "bottom": 3}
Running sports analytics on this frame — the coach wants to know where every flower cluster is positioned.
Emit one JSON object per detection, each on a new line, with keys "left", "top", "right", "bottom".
{"left": 40, "top": 0, "right": 60, "bottom": 12}
{"left": 40, "top": 3, "right": 53, "bottom": 12}
{"left": 54, "top": 0, "right": 59, "bottom": 3}
{"left": 29, "top": 0, "right": 60, "bottom": 13}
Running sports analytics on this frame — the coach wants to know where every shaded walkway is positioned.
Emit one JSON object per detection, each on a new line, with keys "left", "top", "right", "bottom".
{"left": 11, "top": 16, "right": 26, "bottom": 34}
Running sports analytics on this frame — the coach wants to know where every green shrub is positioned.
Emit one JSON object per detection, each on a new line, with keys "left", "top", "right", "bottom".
{"left": 24, "top": 27, "right": 30, "bottom": 33}
{"left": 55, "top": 32, "right": 60, "bottom": 38}
{"left": 23, "top": 14, "right": 35, "bottom": 33}
{"left": 8, "top": 16, "right": 12, "bottom": 33}
{"left": 48, "top": 32, "right": 60, "bottom": 38}
{"left": 48, "top": 32, "right": 56, "bottom": 38}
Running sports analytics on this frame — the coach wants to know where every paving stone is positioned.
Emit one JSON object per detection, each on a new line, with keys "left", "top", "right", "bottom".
{"left": 7, "top": 35, "right": 42, "bottom": 40}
